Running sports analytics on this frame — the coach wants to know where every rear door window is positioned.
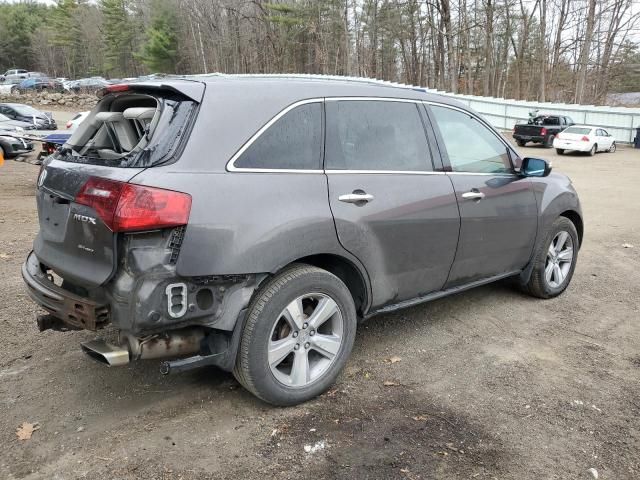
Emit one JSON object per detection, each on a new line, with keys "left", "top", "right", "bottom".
{"left": 233, "top": 102, "right": 322, "bottom": 170}
{"left": 325, "top": 100, "right": 432, "bottom": 171}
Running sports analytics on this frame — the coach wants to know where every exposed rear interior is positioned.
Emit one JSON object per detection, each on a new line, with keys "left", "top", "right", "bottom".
{"left": 58, "top": 89, "right": 197, "bottom": 168}
{"left": 70, "top": 94, "right": 158, "bottom": 160}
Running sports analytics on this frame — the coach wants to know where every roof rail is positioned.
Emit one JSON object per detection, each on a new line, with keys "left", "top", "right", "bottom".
{"left": 192, "top": 72, "right": 430, "bottom": 92}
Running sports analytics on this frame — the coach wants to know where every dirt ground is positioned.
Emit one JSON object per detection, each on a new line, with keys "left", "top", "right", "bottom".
{"left": 1, "top": 113, "right": 639, "bottom": 479}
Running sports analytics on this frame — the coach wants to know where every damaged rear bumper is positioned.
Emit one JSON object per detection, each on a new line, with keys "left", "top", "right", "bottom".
{"left": 22, "top": 250, "right": 260, "bottom": 372}
{"left": 22, "top": 251, "right": 110, "bottom": 330}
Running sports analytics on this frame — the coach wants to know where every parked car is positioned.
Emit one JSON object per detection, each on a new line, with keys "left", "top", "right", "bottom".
{"left": 13, "top": 77, "right": 64, "bottom": 93}
{"left": 553, "top": 126, "right": 616, "bottom": 156}
{"left": 0, "top": 130, "right": 34, "bottom": 159}
{"left": 36, "top": 132, "right": 73, "bottom": 164}
{"left": 0, "top": 68, "right": 28, "bottom": 83}
{"left": 0, "top": 103, "right": 57, "bottom": 130}
{"left": 64, "top": 77, "right": 111, "bottom": 93}
{"left": 0, "top": 112, "right": 36, "bottom": 131}
{"left": 22, "top": 77, "right": 583, "bottom": 406}
{"left": 65, "top": 111, "right": 90, "bottom": 131}
{"left": 513, "top": 115, "right": 575, "bottom": 147}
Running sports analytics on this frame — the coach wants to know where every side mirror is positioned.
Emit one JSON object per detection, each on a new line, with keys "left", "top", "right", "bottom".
{"left": 521, "top": 157, "right": 552, "bottom": 177}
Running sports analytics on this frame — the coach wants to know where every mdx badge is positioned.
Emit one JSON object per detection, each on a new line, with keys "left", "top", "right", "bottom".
{"left": 73, "top": 213, "right": 97, "bottom": 225}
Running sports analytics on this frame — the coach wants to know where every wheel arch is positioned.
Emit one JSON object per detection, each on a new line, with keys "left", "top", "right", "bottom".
{"left": 560, "top": 209, "right": 583, "bottom": 247}
{"left": 287, "top": 254, "right": 370, "bottom": 317}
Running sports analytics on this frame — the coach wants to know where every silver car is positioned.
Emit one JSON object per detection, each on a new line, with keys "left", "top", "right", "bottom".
{"left": 22, "top": 76, "right": 583, "bottom": 405}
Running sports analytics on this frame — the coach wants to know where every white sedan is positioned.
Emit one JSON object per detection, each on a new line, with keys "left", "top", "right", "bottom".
{"left": 65, "top": 111, "right": 90, "bottom": 131}
{"left": 553, "top": 125, "right": 616, "bottom": 156}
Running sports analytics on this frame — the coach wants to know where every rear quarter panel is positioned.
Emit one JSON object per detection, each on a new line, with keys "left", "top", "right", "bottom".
{"left": 130, "top": 168, "right": 364, "bottom": 278}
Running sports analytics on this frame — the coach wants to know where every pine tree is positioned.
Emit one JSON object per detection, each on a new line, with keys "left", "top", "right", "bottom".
{"left": 101, "top": 0, "right": 135, "bottom": 77}
{"left": 137, "top": 0, "right": 179, "bottom": 73}
{"left": 51, "top": 0, "right": 83, "bottom": 78}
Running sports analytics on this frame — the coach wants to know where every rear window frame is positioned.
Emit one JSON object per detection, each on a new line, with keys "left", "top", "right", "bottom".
{"left": 563, "top": 127, "right": 592, "bottom": 135}
{"left": 53, "top": 91, "right": 200, "bottom": 168}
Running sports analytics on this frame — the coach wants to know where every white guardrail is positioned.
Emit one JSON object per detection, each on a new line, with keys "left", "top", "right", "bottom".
{"left": 424, "top": 89, "right": 640, "bottom": 144}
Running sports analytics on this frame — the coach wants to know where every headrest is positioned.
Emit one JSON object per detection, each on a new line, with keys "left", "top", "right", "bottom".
{"left": 94, "top": 111, "right": 125, "bottom": 122}
{"left": 123, "top": 107, "right": 155, "bottom": 121}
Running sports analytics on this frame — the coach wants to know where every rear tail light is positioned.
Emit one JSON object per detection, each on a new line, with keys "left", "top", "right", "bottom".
{"left": 581, "top": 136, "right": 590, "bottom": 142}
{"left": 66, "top": 121, "right": 72, "bottom": 129}
{"left": 540, "top": 127, "right": 547, "bottom": 136}
{"left": 75, "top": 177, "right": 191, "bottom": 232}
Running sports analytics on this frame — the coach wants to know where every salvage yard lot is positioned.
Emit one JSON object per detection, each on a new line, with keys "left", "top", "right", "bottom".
{"left": 1, "top": 117, "right": 639, "bottom": 479}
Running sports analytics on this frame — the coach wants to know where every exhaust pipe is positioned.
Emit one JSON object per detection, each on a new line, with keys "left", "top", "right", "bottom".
{"left": 81, "top": 327, "right": 205, "bottom": 367}
{"left": 81, "top": 339, "right": 130, "bottom": 367}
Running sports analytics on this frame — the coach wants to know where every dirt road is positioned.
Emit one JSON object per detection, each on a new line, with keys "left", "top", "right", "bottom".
{"left": 1, "top": 126, "right": 639, "bottom": 479}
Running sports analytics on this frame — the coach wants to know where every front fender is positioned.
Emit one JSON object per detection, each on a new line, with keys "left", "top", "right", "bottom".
{"left": 533, "top": 172, "right": 582, "bottom": 236}
{"left": 519, "top": 173, "right": 583, "bottom": 284}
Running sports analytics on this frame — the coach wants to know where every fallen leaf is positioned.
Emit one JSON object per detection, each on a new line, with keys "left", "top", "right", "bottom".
{"left": 16, "top": 422, "right": 40, "bottom": 441}
{"left": 412, "top": 415, "right": 428, "bottom": 421}
{"left": 383, "top": 380, "right": 399, "bottom": 387}
{"left": 622, "top": 243, "right": 634, "bottom": 248}
{"left": 385, "top": 356, "right": 402, "bottom": 364}
{"left": 325, "top": 387, "right": 339, "bottom": 397}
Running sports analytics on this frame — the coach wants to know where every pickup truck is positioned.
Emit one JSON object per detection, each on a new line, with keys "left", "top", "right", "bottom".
{"left": 513, "top": 115, "right": 575, "bottom": 147}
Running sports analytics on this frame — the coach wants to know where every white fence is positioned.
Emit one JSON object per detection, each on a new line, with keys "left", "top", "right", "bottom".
{"left": 425, "top": 89, "right": 640, "bottom": 144}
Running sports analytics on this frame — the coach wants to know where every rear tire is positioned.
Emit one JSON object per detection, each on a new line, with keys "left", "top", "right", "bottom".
{"left": 556, "top": 148, "right": 564, "bottom": 155}
{"left": 544, "top": 134, "right": 555, "bottom": 148}
{"left": 588, "top": 144, "right": 597, "bottom": 156}
{"left": 516, "top": 140, "right": 526, "bottom": 147}
{"left": 522, "top": 217, "right": 579, "bottom": 299}
{"left": 234, "top": 264, "right": 357, "bottom": 406}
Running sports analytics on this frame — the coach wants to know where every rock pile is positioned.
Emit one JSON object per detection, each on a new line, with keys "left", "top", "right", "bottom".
{"left": 0, "top": 91, "right": 98, "bottom": 110}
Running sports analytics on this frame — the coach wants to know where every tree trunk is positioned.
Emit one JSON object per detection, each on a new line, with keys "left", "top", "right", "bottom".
{"left": 575, "top": 0, "right": 597, "bottom": 104}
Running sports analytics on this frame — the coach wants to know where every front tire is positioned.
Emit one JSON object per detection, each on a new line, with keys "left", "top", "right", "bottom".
{"left": 523, "top": 217, "right": 579, "bottom": 299}
{"left": 588, "top": 144, "right": 597, "bottom": 156}
{"left": 556, "top": 148, "right": 564, "bottom": 155}
{"left": 234, "top": 264, "right": 357, "bottom": 406}
{"left": 608, "top": 142, "right": 616, "bottom": 153}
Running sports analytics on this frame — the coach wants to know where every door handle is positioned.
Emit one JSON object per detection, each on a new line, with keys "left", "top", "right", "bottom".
{"left": 338, "top": 192, "right": 374, "bottom": 204}
{"left": 461, "top": 190, "right": 485, "bottom": 200}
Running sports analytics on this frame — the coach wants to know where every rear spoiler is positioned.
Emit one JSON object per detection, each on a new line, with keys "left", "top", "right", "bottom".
{"left": 97, "top": 80, "right": 205, "bottom": 103}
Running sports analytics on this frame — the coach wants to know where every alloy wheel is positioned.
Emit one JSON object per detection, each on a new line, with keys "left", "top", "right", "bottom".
{"left": 268, "top": 293, "right": 344, "bottom": 388}
{"left": 545, "top": 231, "right": 574, "bottom": 288}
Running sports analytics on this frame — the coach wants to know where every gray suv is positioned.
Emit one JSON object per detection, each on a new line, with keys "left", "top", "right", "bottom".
{"left": 22, "top": 76, "right": 583, "bottom": 405}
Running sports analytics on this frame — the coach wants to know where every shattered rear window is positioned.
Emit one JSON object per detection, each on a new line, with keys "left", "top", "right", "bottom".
{"left": 54, "top": 94, "right": 197, "bottom": 168}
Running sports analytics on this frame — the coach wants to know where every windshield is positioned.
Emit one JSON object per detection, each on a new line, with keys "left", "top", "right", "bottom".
{"left": 564, "top": 127, "right": 591, "bottom": 135}
{"left": 0, "top": 113, "right": 10, "bottom": 121}
{"left": 13, "top": 105, "right": 40, "bottom": 116}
